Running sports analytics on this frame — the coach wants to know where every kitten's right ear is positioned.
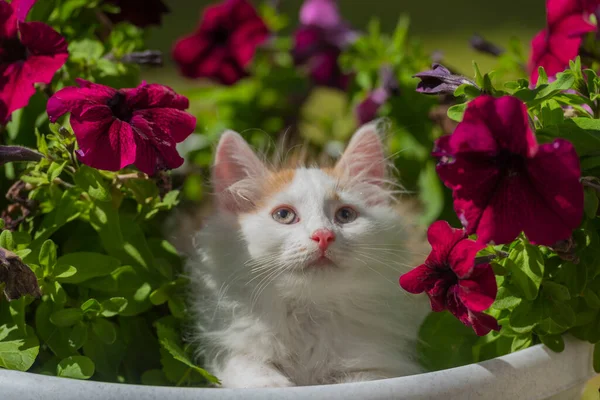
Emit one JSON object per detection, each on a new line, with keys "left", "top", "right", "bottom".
{"left": 213, "top": 130, "right": 266, "bottom": 213}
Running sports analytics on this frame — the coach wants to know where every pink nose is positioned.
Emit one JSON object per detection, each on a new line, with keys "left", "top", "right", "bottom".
{"left": 311, "top": 229, "right": 336, "bottom": 251}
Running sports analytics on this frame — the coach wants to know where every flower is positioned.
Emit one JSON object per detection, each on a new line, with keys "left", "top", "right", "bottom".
{"left": 292, "top": 0, "right": 356, "bottom": 89}
{"left": 355, "top": 67, "right": 399, "bottom": 124}
{"left": 470, "top": 34, "right": 505, "bottom": 57}
{"left": 46, "top": 79, "right": 196, "bottom": 175}
{"left": 172, "top": 0, "right": 270, "bottom": 85}
{"left": 0, "top": 0, "right": 68, "bottom": 123}
{"left": 105, "top": 0, "right": 169, "bottom": 28}
{"left": 435, "top": 95, "right": 583, "bottom": 246}
{"left": 413, "top": 64, "right": 476, "bottom": 96}
{"left": 399, "top": 221, "right": 500, "bottom": 336}
{"left": 529, "top": 0, "right": 598, "bottom": 84}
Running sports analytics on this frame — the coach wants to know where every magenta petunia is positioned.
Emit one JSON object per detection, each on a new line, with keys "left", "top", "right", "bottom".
{"left": 0, "top": 0, "right": 68, "bottom": 123}
{"left": 172, "top": 0, "right": 270, "bottom": 85}
{"left": 105, "top": 0, "right": 169, "bottom": 28}
{"left": 435, "top": 95, "right": 583, "bottom": 246}
{"left": 292, "top": 0, "right": 356, "bottom": 89}
{"left": 529, "top": 0, "right": 598, "bottom": 84}
{"left": 399, "top": 221, "right": 500, "bottom": 336}
{"left": 46, "top": 79, "right": 196, "bottom": 175}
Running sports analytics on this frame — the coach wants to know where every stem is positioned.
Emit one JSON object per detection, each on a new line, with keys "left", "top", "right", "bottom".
{"left": 52, "top": 178, "right": 74, "bottom": 188}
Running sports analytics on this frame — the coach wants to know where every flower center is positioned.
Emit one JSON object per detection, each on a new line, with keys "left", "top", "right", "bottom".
{"left": 107, "top": 92, "right": 132, "bottom": 122}
{"left": 0, "top": 38, "right": 27, "bottom": 64}
{"left": 496, "top": 149, "right": 525, "bottom": 178}
{"left": 211, "top": 26, "right": 230, "bottom": 45}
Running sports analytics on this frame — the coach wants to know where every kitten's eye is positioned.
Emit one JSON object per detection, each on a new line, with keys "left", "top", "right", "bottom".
{"left": 335, "top": 206, "right": 358, "bottom": 224}
{"left": 272, "top": 207, "right": 298, "bottom": 224}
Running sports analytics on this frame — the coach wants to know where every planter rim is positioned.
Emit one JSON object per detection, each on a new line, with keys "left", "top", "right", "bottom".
{"left": 0, "top": 336, "right": 594, "bottom": 400}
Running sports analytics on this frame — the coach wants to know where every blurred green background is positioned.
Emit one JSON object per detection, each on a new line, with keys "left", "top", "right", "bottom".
{"left": 146, "top": 0, "right": 545, "bottom": 84}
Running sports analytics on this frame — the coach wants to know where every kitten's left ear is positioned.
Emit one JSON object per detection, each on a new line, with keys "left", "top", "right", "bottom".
{"left": 334, "top": 123, "right": 386, "bottom": 185}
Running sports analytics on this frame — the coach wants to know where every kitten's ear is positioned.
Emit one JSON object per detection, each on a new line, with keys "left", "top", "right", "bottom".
{"left": 334, "top": 123, "right": 386, "bottom": 185}
{"left": 213, "top": 130, "right": 267, "bottom": 212}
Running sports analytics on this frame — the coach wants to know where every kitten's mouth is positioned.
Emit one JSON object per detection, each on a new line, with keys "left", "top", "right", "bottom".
{"left": 304, "top": 254, "right": 337, "bottom": 270}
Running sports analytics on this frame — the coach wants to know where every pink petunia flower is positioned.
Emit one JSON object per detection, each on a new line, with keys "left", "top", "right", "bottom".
{"left": 435, "top": 95, "right": 583, "bottom": 246}
{"left": 399, "top": 221, "right": 500, "bottom": 336}
{"left": 529, "top": 0, "right": 598, "bottom": 84}
{"left": 0, "top": 0, "right": 68, "bottom": 123}
{"left": 172, "top": 0, "right": 270, "bottom": 85}
{"left": 292, "top": 0, "right": 357, "bottom": 89}
{"left": 46, "top": 79, "right": 196, "bottom": 175}
{"left": 105, "top": 0, "right": 169, "bottom": 28}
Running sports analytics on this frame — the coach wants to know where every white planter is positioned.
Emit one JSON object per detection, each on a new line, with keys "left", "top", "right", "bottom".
{"left": 0, "top": 337, "right": 594, "bottom": 400}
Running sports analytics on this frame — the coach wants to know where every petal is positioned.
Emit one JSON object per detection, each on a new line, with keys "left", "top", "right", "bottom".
{"left": 525, "top": 139, "right": 584, "bottom": 245}
{"left": 467, "top": 311, "right": 501, "bottom": 336}
{"left": 457, "top": 264, "right": 498, "bottom": 312}
{"left": 424, "top": 220, "right": 467, "bottom": 268}
{"left": 399, "top": 264, "right": 436, "bottom": 294}
{"left": 217, "top": 59, "right": 247, "bottom": 85}
{"left": 47, "top": 83, "right": 115, "bottom": 122}
{"left": 70, "top": 105, "right": 114, "bottom": 151}
{"left": 450, "top": 96, "right": 537, "bottom": 157}
{"left": 125, "top": 83, "right": 190, "bottom": 110}
{"left": 426, "top": 279, "right": 454, "bottom": 312}
{"left": 0, "top": 62, "right": 31, "bottom": 122}
{"left": 446, "top": 285, "right": 470, "bottom": 325}
{"left": 448, "top": 239, "right": 486, "bottom": 279}
{"left": 300, "top": 0, "right": 342, "bottom": 29}
{"left": 12, "top": 0, "right": 36, "bottom": 22}
{"left": 171, "top": 33, "right": 216, "bottom": 79}
{"left": 132, "top": 108, "right": 196, "bottom": 143}
{"left": 19, "top": 21, "right": 68, "bottom": 57}
{"left": 229, "top": 19, "right": 269, "bottom": 67}
{"left": 0, "top": 1, "right": 17, "bottom": 38}
{"left": 74, "top": 114, "right": 137, "bottom": 172}
{"left": 130, "top": 114, "right": 184, "bottom": 174}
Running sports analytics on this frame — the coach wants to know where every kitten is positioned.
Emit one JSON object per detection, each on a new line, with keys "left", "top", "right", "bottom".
{"left": 185, "top": 124, "right": 429, "bottom": 388}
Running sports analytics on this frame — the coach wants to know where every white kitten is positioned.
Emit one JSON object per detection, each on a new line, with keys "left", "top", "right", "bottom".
{"left": 185, "top": 124, "right": 429, "bottom": 388}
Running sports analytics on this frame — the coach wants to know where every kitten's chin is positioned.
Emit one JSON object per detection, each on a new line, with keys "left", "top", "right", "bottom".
{"left": 302, "top": 255, "right": 339, "bottom": 271}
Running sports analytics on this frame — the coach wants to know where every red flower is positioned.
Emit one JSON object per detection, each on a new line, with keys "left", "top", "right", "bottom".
{"left": 292, "top": 0, "right": 356, "bottom": 89}
{"left": 172, "top": 0, "right": 270, "bottom": 85}
{"left": 399, "top": 221, "right": 500, "bottom": 336}
{"left": 435, "top": 95, "right": 583, "bottom": 246}
{"left": 46, "top": 79, "right": 196, "bottom": 175}
{"left": 0, "top": 0, "right": 68, "bottom": 123}
{"left": 105, "top": 0, "right": 169, "bottom": 28}
{"left": 356, "top": 88, "right": 388, "bottom": 125}
{"left": 529, "top": 0, "right": 598, "bottom": 83}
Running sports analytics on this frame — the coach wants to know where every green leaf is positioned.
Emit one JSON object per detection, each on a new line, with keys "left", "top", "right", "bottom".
{"left": 0, "top": 230, "right": 15, "bottom": 250}
{"left": 81, "top": 299, "right": 102, "bottom": 315}
{"left": 511, "top": 334, "right": 532, "bottom": 352}
{"left": 538, "top": 118, "right": 600, "bottom": 156}
{"left": 57, "top": 356, "right": 95, "bottom": 380}
{"left": 550, "top": 301, "right": 576, "bottom": 328}
{"left": 68, "top": 323, "right": 88, "bottom": 350}
{"left": 584, "top": 288, "right": 600, "bottom": 309}
{"left": 447, "top": 103, "right": 467, "bottom": 122}
{"left": 74, "top": 166, "right": 111, "bottom": 202}
{"left": 39, "top": 240, "right": 57, "bottom": 275}
{"left": 540, "top": 334, "right": 565, "bottom": 352}
{"left": 83, "top": 330, "right": 125, "bottom": 381}
{"left": 46, "top": 280, "right": 66, "bottom": 306}
{"left": 92, "top": 319, "right": 117, "bottom": 345}
{"left": 543, "top": 281, "right": 571, "bottom": 301}
{"left": 416, "top": 311, "right": 479, "bottom": 371}
{"left": 50, "top": 308, "right": 84, "bottom": 327}
{"left": 508, "top": 242, "right": 544, "bottom": 300}
{"left": 55, "top": 253, "right": 121, "bottom": 284}
{"left": 493, "top": 286, "right": 522, "bottom": 310}
{"left": 68, "top": 39, "right": 104, "bottom": 61}
{"left": 0, "top": 325, "right": 39, "bottom": 371}
{"left": 100, "top": 297, "right": 128, "bottom": 317}
{"left": 418, "top": 161, "right": 444, "bottom": 225}
{"left": 510, "top": 299, "right": 544, "bottom": 333}
{"left": 584, "top": 187, "right": 599, "bottom": 219}
{"left": 35, "top": 300, "right": 77, "bottom": 359}
{"left": 141, "top": 369, "right": 170, "bottom": 386}
{"left": 595, "top": 343, "right": 600, "bottom": 373}
{"left": 48, "top": 161, "right": 67, "bottom": 182}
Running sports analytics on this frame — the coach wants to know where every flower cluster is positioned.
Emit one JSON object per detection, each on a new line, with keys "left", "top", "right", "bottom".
{"left": 0, "top": 0, "right": 68, "bottom": 123}
{"left": 529, "top": 0, "right": 599, "bottom": 83}
{"left": 401, "top": 93, "right": 584, "bottom": 335}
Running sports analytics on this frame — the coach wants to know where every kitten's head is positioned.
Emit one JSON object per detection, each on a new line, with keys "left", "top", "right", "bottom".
{"left": 211, "top": 124, "right": 411, "bottom": 296}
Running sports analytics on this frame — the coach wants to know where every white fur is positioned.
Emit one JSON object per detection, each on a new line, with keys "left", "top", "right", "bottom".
{"left": 185, "top": 126, "right": 429, "bottom": 388}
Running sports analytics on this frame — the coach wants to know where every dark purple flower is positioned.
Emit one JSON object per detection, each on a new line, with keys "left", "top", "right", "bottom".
{"left": 47, "top": 79, "right": 196, "bottom": 175}
{"left": 470, "top": 34, "right": 505, "bottom": 57}
{"left": 0, "top": 0, "right": 68, "bottom": 123}
{"left": 172, "top": 0, "right": 270, "bottom": 85}
{"left": 413, "top": 63, "right": 476, "bottom": 96}
{"left": 105, "top": 0, "right": 169, "bottom": 28}
{"left": 356, "top": 88, "right": 388, "bottom": 125}
{"left": 435, "top": 95, "right": 584, "bottom": 246}
{"left": 400, "top": 221, "right": 500, "bottom": 336}
{"left": 292, "top": 0, "right": 356, "bottom": 89}
{"left": 0, "top": 145, "right": 43, "bottom": 165}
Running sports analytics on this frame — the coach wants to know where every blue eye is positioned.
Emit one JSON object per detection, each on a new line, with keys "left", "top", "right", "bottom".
{"left": 272, "top": 206, "right": 298, "bottom": 224}
{"left": 335, "top": 206, "right": 358, "bottom": 224}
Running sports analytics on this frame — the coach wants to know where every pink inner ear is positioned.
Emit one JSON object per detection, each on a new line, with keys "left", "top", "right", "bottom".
{"left": 336, "top": 125, "right": 386, "bottom": 184}
{"left": 213, "top": 131, "right": 265, "bottom": 212}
